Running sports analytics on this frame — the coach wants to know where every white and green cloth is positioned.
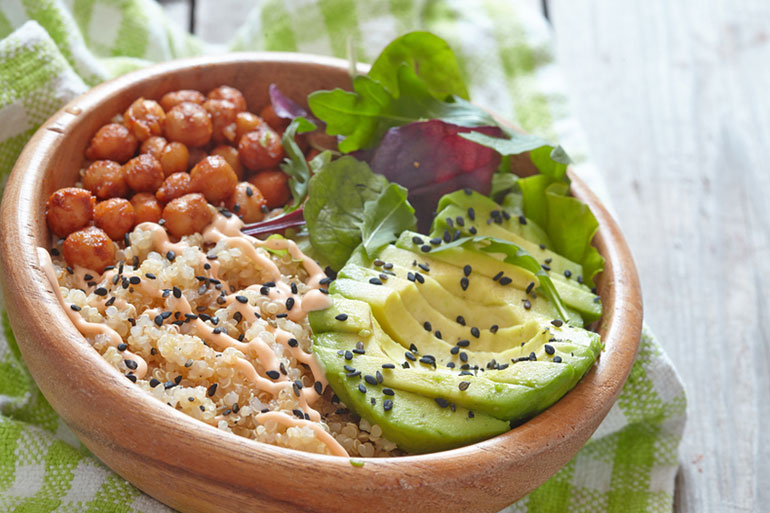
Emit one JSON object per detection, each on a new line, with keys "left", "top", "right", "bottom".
{"left": 0, "top": 1, "right": 686, "bottom": 511}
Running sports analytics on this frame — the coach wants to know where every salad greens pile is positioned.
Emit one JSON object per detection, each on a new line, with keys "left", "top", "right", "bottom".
{"left": 245, "top": 30, "right": 604, "bottom": 292}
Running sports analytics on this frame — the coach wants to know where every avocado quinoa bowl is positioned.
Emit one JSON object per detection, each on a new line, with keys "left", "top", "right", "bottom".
{"left": 0, "top": 33, "right": 642, "bottom": 513}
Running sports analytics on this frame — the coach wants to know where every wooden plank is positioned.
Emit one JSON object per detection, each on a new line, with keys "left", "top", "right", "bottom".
{"left": 549, "top": 1, "right": 770, "bottom": 511}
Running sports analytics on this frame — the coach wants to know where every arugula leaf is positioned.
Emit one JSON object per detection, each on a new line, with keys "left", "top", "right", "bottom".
{"left": 431, "top": 235, "right": 570, "bottom": 321}
{"left": 358, "top": 183, "right": 416, "bottom": 259}
{"left": 308, "top": 65, "right": 494, "bottom": 153}
{"left": 368, "top": 31, "right": 469, "bottom": 101}
{"left": 304, "top": 157, "right": 389, "bottom": 269}
{"left": 279, "top": 117, "right": 330, "bottom": 212}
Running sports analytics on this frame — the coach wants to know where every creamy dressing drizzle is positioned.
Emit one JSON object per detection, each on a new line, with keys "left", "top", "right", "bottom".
{"left": 38, "top": 212, "right": 344, "bottom": 456}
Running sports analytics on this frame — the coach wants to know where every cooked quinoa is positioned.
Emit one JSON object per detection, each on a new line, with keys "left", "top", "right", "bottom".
{"left": 48, "top": 214, "right": 400, "bottom": 457}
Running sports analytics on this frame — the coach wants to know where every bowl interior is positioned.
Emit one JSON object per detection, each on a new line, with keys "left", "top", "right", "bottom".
{"left": 0, "top": 53, "right": 642, "bottom": 513}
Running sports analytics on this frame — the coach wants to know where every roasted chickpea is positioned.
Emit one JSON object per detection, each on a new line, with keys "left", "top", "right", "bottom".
{"left": 238, "top": 126, "right": 284, "bottom": 171}
{"left": 156, "top": 172, "right": 193, "bottom": 204}
{"left": 130, "top": 193, "right": 162, "bottom": 224}
{"left": 123, "top": 154, "right": 164, "bottom": 193}
{"left": 140, "top": 136, "right": 167, "bottom": 160}
{"left": 164, "top": 102, "right": 212, "bottom": 147}
{"left": 162, "top": 193, "right": 213, "bottom": 238}
{"left": 226, "top": 181, "right": 267, "bottom": 223}
{"left": 93, "top": 198, "right": 136, "bottom": 240}
{"left": 124, "top": 98, "right": 165, "bottom": 141}
{"left": 305, "top": 148, "right": 321, "bottom": 163}
{"left": 85, "top": 123, "right": 138, "bottom": 163}
{"left": 159, "top": 142, "right": 190, "bottom": 176}
{"left": 247, "top": 169, "right": 291, "bottom": 208}
{"left": 188, "top": 147, "right": 208, "bottom": 168}
{"left": 203, "top": 99, "right": 239, "bottom": 144}
{"left": 160, "top": 89, "right": 206, "bottom": 111}
{"left": 259, "top": 104, "right": 290, "bottom": 132}
{"left": 82, "top": 160, "right": 129, "bottom": 199}
{"left": 189, "top": 155, "right": 238, "bottom": 203}
{"left": 234, "top": 111, "right": 263, "bottom": 143}
{"left": 210, "top": 145, "right": 244, "bottom": 179}
{"left": 62, "top": 226, "right": 117, "bottom": 272}
{"left": 207, "top": 85, "right": 247, "bottom": 113}
{"left": 46, "top": 187, "right": 95, "bottom": 238}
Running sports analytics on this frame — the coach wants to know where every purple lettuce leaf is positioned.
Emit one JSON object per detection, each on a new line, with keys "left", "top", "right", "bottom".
{"left": 365, "top": 120, "right": 502, "bottom": 231}
{"left": 241, "top": 208, "right": 306, "bottom": 237}
{"left": 269, "top": 84, "right": 323, "bottom": 127}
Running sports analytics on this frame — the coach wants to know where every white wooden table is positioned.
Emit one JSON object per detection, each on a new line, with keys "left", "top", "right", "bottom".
{"left": 161, "top": 1, "right": 769, "bottom": 511}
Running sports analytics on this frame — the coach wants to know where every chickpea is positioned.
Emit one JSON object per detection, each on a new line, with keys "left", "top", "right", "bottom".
{"left": 93, "top": 198, "right": 136, "bottom": 240}
{"left": 130, "top": 193, "right": 162, "bottom": 224}
{"left": 85, "top": 123, "right": 138, "bottom": 163}
{"left": 164, "top": 102, "right": 212, "bottom": 147}
{"left": 238, "top": 126, "right": 284, "bottom": 171}
{"left": 46, "top": 187, "right": 95, "bottom": 238}
{"left": 124, "top": 98, "right": 165, "bottom": 141}
{"left": 203, "top": 99, "right": 238, "bottom": 144}
{"left": 226, "top": 181, "right": 267, "bottom": 223}
{"left": 259, "top": 104, "right": 290, "bottom": 132}
{"left": 207, "top": 85, "right": 247, "bottom": 113}
{"left": 162, "top": 193, "right": 213, "bottom": 238}
{"left": 82, "top": 160, "right": 129, "bottom": 199}
{"left": 210, "top": 145, "right": 244, "bottom": 179}
{"left": 305, "top": 148, "right": 321, "bottom": 163}
{"left": 62, "top": 226, "right": 117, "bottom": 272}
{"left": 248, "top": 169, "right": 291, "bottom": 208}
{"left": 189, "top": 155, "right": 238, "bottom": 203}
{"left": 188, "top": 147, "right": 208, "bottom": 168}
{"left": 140, "top": 136, "right": 167, "bottom": 160}
{"left": 234, "top": 111, "right": 263, "bottom": 143}
{"left": 160, "top": 89, "right": 206, "bottom": 111}
{"left": 123, "top": 154, "right": 164, "bottom": 193}
{"left": 156, "top": 172, "right": 193, "bottom": 204}
{"left": 159, "top": 141, "right": 190, "bottom": 176}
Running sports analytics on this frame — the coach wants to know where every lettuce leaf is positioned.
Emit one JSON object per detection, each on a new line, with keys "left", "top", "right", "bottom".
{"left": 279, "top": 117, "right": 326, "bottom": 212}
{"left": 304, "top": 156, "right": 415, "bottom": 269}
{"left": 368, "top": 31, "right": 469, "bottom": 101}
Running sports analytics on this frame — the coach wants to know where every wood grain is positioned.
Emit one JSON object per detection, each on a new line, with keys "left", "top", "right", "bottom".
{"left": 549, "top": 1, "right": 770, "bottom": 512}
{"left": 0, "top": 54, "right": 641, "bottom": 513}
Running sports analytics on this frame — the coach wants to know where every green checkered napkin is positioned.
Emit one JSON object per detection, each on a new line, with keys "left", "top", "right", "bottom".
{"left": 0, "top": 1, "right": 686, "bottom": 511}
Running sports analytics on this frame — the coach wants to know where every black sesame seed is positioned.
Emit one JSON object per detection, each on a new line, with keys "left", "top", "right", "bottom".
{"left": 470, "top": 327, "right": 480, "bottom": 338}
{"left": 518, "top": 215, "right": 527, "bottom": 225}
{"left": 544, "top": 344, "right": 555, "bottom": 355}
{"left": 293, "top": 409, "right": 304, "bottom": 419}
{"left": 266, "top": 370, "right": 280, "bottom": 379}
{"left": 344, "top": 365, "right": 356, "bottom": 373}
{"left": 414, "top": 273, "right": 424, "bottom": 284}
{"left": 460, "top": 352, "right": 468, "bottom": 363}
{"left": 434, "top": 398, "right": 449, "bottom": 408}
{"left": 344, "top": 351, "right": 353, "bottom": 360}
{"left": 443, "top": 229, "right": 452, "bottom": 243}
{"left": 346, "top": 370, "right": 361, "bottom": 378}
{"left": 456, "top": 315, "right": 466, "bottom": 326}
{"left": 551, "top": 319, "right": 564, "bottom": 327}
{"left": 523, "top": 299, "right": 532, "bottom": 310}
{"left": 453, "top": 230, "right": 461, "bottom": 241}
{"left": 492, "top": 271, "right": 503, "bottom": 282}
{"left": 405, "top": 351, "right": 417, "bottom": 361}
{"left": 412, "top": 236, "right": 424, "bottom": 245}
{"left": 499, "top": 277, "right": 512, "bottom": 286}
{"left": 280, "top": 363, "right": 288, "bottom": 375}
{"left": 458, "top": 381, "right": 470, "bottom": 391}
{"left": 126, "top": 373, "right": 137, "bottom": 383}
{"left": 364, "top": 375, "right": 377, "bottom": 386}
{"left": 420, "top": 245, "right": 431, "bottom": 253}
{"left": 375, "top": 370, "right": 383, "bottom": 384}
{"left": 467, "top": 207, "right": 475, "bottom": 221}
{"left": 234, "top": 295, "right": 248, "bottom": 304}
{"left": 529, "top": 352, "right": 537, "bottom": 361}
{"left": 285, "top": 297, "right": 295, "bottom": 311}
{"left": 384, "top": 399, "right": 394, "bottom": 411}
{"left": 417, "top": 263, "right": 430, "bottom": 273}
{"left": 124, "top": 359, "right": 137, "bottom": 370}
{"left": 564, "top": 270, "right": 572, "bottom": 278}
{"left": 166, "top": 251, "right": 175, "bottom": 262}
{"left": 423, "top": 321, "right": 432, "bottom": 332}
{"left": 447, "top": 362, "right": 456, "bottom": 368}
{"left": 435, "top": 330, "right": 442, "bottom": 339}
{"left": 409, "top": 343, "right": 419, "bottom": 353}
{"left": 314, "top": 381, "right": 323, "bottom": 394}
{"left": 455, "top": 216, "right": 465, "bottom": 227}
{"left": 402, "top": 361, "right": 410, "bottom": 369}
{"left": 460, "top": 277, "right": 469, "bottom": 291}
{"left": 149, "top": 378, "right": 160, "bottom": 388}
{"left": 335, "top": 313, "right": 348, "bottom": 321}
{"left": 463, "top": 265, "right": 472, "bottom": 277}
{"left": 93, "top": 287, "right": 108, "bottom": 297}
{"left": 469, "top": 226, "right": 478, "bottom": 235}
{"left": 319, "top": 277, "right": 332, "bottom": 285}
{"left": 446, "top": 217, "right": 454, "bottom": 228}
{"left": 288, "top": 338, "right": 299, "bottom": 348}
{"left": 163, "top": 381, "right": 176, "bottom": 390}
{"left": 541, "top": 264, "right": 551, "bottom": 272}
{"left": 172, "top": 286, "right": 182, "bottom": 299}
{"left": 490, "top": 325, "right": 499, "bottom": 334}
{"left": 358, "top": 384, "right": 367, "bottom": 394}
{"left": 430, "top": 237, "right": 442, "bottom": 246}
{"left": 382, "top": 363, "right": 395, "bottom": 369}
{"left": 369, "top": 277, "right": 383, "bottom": 285}
{"left": 154, "top": 315, "right": 163, "bottom": 327}
{"left": 407, "top": 272, "right": 415, "bottom": 282}
{"left": 450, "top": 346, "right": 460, "bottom": 355}
{"left": 468, "top": 411, "right": 475, "bottom": 419}
{"left": 456, "top": 339, "right": 470, "bottom": 348}
{"left": 553, "top": 356, "right": 563, "bottom": 363}
{"left": 128, "top": 276, "right": 140, "bottom": 285}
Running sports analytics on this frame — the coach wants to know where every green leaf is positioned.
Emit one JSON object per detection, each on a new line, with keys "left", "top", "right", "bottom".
{"left": 368, "top": 31, "right": 469, "bottom": 100}
{"left": 308, "top": 65, "right": 494, "bottom": 153}
{"left": 304, "top": 156, "right": 389, "bottom": 269}
{"left": 279, "top": 117, "right": 320, "bottom": 212}
{"left": 431, "top": 235, "right": 571, "bottom": 321}
{"left": 358, "top": 183, "right": 417, "bottom": 259}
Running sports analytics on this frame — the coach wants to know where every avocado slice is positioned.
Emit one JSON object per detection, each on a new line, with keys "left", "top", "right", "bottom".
{"left": 310, "top": 296, "right": 601, "bottom": 451}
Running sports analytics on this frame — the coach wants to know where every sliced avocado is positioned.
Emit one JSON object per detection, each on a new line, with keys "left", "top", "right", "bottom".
{"left": 313, "top": 332, "right": 509, "bottom": 453}
{"left": 435, "top": 189, "right": 551, "bottom": 247}
{"left": 310, "top": 296, "right": 602, "bottom": 444}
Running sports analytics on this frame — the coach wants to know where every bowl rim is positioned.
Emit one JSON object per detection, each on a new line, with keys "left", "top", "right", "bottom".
{"left": 0, "top": 52, "right": 643, "bottom": 507}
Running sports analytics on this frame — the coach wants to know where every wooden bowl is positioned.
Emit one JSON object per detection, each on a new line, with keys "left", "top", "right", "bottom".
{"left": 0, "top": 54, "right": 642, "bottom": 513}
